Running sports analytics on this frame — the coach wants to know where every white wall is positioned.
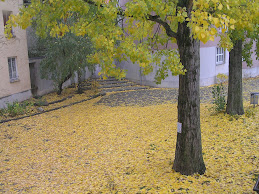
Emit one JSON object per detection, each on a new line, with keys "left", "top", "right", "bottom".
{"left": 117, "top": 46, "right": 229, "bottom": 88}
{"left": 200, "top": 47, "right": 216, "bottom": 86}
{"left": 29, "top": 58, "right": 94, "bottom": 97}
{"left": 243, "top": 66, "right": 259, "bottom": 78}
{"left": 200, "top": 47, "right": 229, "bottom": 86}
{"left": 0, "top": 0, "right": 32, "bottom": 108}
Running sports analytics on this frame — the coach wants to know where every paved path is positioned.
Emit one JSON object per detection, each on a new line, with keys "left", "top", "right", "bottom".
{"left": 96, "top": 77, "right": 259, "bottom": 107}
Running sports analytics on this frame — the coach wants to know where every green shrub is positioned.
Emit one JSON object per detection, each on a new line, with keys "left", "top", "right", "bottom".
{"left": 33, "top": 98, "right": 48, "bottom": 106}
{"left": 216, "top": 73, "right": 228, "bottom": 83}
{"left": 0, "top": 108, "right": 6, "bottom": 117}
{"left": 5, "top": 101, "right": 32, "bottom": 117}
{"left": 211, "top": 83, "right": 226, "bottom": 112}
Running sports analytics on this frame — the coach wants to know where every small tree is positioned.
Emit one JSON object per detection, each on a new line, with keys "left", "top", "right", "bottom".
{"left": 39, "top": 33, "right": 95, "bottom": 95}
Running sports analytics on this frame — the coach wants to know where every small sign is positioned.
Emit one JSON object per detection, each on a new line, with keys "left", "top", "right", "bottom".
{"left": 177, "top": 122, "right": 182, "bottom": 133}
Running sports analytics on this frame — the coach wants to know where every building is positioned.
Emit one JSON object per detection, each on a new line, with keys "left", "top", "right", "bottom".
{"left": 117, "top": 37, "right": 259, "bottom": 88}
{"left": 0, "top": 0, "right": 32, "bottom": 109}
{"left": 116, "top": 0, "right": 259, "bottom": 88}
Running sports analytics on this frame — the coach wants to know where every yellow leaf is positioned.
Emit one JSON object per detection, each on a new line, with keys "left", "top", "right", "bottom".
{"left": 210, "top": 28, "right": 217, "bottom": 35}
{"left": 209, "top": 36, "right": 215, "bottom": 41}
{"left": 201, "top": 32, "right": 205, "bottom": 39}
{"left": 230, "top": 19, "right": 235, "bottom": 24}
{"left": 213, "top": 18, "right": 220, "bottom": 28}
{"left": 218, "top": 3, "right": 223, "bottom": 10}
{"left": 195, "top": 26, "right": 200, "bottom": 33}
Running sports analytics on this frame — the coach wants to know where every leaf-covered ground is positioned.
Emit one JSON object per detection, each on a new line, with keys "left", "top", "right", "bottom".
{"left": 0, "top": 77, "right": 258, "bottom": 193}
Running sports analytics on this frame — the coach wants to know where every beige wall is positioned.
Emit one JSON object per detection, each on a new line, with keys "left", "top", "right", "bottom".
{"left": 0, "top": 0, "right": 31, "bottom": 107}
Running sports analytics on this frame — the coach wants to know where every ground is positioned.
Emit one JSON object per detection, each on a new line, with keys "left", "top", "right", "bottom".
{"left": 0, "top": 77, "right": 258, "bottom": 193}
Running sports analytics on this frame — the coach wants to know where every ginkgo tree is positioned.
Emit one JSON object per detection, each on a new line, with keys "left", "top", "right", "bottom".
{"left": 224, "top": 1, "right": 259, "bottom": 115}
{"left": 197, "top": 0, "right": 259, "bottom": 115}
{"left": 4, "top": 0, "right": 256, "bottom": 175}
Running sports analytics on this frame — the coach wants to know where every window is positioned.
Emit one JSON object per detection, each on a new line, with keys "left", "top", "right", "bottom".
{"left": 2, "top": 11, "right": 14, "bottom": 35}
{"left": 8, "top": 57, "right": 19, "bottom": 82}
{"left": 216, "top": 47, "right": 225, "bottom": 65}
{"left": 23, "top": 0, "right": 31, "bottom": 7}
{"left": 218, "top": 25, "right": 228, "bottom": 34}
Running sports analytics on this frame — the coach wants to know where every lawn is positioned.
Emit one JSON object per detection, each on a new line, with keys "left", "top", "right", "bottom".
{"left": 0, "top": 90, "right": 258, "bottom": 193}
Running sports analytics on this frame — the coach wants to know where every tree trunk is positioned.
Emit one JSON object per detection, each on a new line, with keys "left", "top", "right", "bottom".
{"left": 173, "top": 21, "right": 206, "bottom": 175}
{"left": 57, "top": 83, "right": 63, "bottom": 95}
{"left": 57, "top": 73, "right": 72, "bottom": 95}
{"left": 77, "top": 70, "right": 84, "bottom": 94}
{"left": 226, "top": 40, "right": 244, "bottom": 115}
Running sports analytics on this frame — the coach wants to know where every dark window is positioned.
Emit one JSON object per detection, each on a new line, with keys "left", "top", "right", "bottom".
{"left": 2, "top": 11, "right": 14, "bottom": 35}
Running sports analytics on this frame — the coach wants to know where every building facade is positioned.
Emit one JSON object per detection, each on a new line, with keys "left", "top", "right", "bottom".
{"left": 0, "top": 0, "right": 32, "bottom": 108}
{"left": 116, "top": 0, "right": 259, "bottom": 88}
{"left": 117, "top": 37, "right": 258, "bottom": 88}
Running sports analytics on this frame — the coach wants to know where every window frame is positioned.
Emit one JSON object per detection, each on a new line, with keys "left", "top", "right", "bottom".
{"left": 8, "top": 57, "right": 19, "bottom": 82}
{"left": 2, "top": 10, "right": 14, "bottom": 36}
{"left": 216, "top": 47, "right": 225, "bottom": 65}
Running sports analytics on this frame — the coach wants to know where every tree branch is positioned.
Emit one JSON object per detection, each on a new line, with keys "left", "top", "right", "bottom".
{"left": 147, "top": 15, "right": 177, "bottom": 38}
{"left": 83, "top": 0, "right": 177, "bottom": 38}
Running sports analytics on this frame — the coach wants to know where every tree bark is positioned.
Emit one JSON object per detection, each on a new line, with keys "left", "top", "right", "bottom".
{"left": 173, "top": 20, "right": 206, "bottom": 175}
{"left": 77, "top": 70, "right": 84, "bottom": 94}
{"left": 57, "top": 73, "right": 72, "bottom": 95}
{"left": 226, "top": 40, "right": 244, "bottom": 115}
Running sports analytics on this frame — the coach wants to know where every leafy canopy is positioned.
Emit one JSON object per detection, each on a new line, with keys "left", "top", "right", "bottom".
{"left": 39, "top": 32, "right": 94, "bottom": 91}
{"left": 5, "top": 0, "right": 258, "bottom": 80}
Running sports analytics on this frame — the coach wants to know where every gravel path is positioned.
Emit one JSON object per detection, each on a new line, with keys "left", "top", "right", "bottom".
{"left": 96, "top": 76, "right": 259, "bottom": 107}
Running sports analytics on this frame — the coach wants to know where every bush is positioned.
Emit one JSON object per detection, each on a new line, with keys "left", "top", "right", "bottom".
{"left": 211, "top": 83, "right": 226, "bottom": 113}
{"left": 33, "top": 98, "right": 49, "bottom": 106}
{"left": 0, "top": 108, "right": 5, "bottom": 117}
{"left": 5, "top": 101, "right": 32, "bottom": 117}
{"left": 216, "top": 73, "right": 228, "bottom": 83}
{"left": 210, "top": 74, "right": 227, "bottom": 113}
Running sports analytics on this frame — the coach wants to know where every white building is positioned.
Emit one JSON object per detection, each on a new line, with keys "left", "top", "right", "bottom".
{"left": 116, "top": 0, "right": 259, "bottom": 88}
{"left": 0, "top": 0, "right": 32, "bottom": 109}
{"left": 117, "top": 37, "right": 259, "bottom": 88}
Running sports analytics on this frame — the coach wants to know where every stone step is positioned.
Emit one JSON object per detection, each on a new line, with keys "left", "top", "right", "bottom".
{"left": 97, "top": 80, "right": 129, "bottom": 85}
{"left": 99, "top": 83, "right": 136, "bottom": 89}
{"left": 83, "top": 77, "right": 150, "bottom": 93}
{"left": 102, "top": 86, "right": 150, "bottom": 93}
{"left": 90, "top": 77, "right": 125, "bottom": 82}
{"left": 83, "top": 79, "right": 129, "bottom": 86}
{"left": 81, "top": 82, "right": 136, "bottom": 89}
